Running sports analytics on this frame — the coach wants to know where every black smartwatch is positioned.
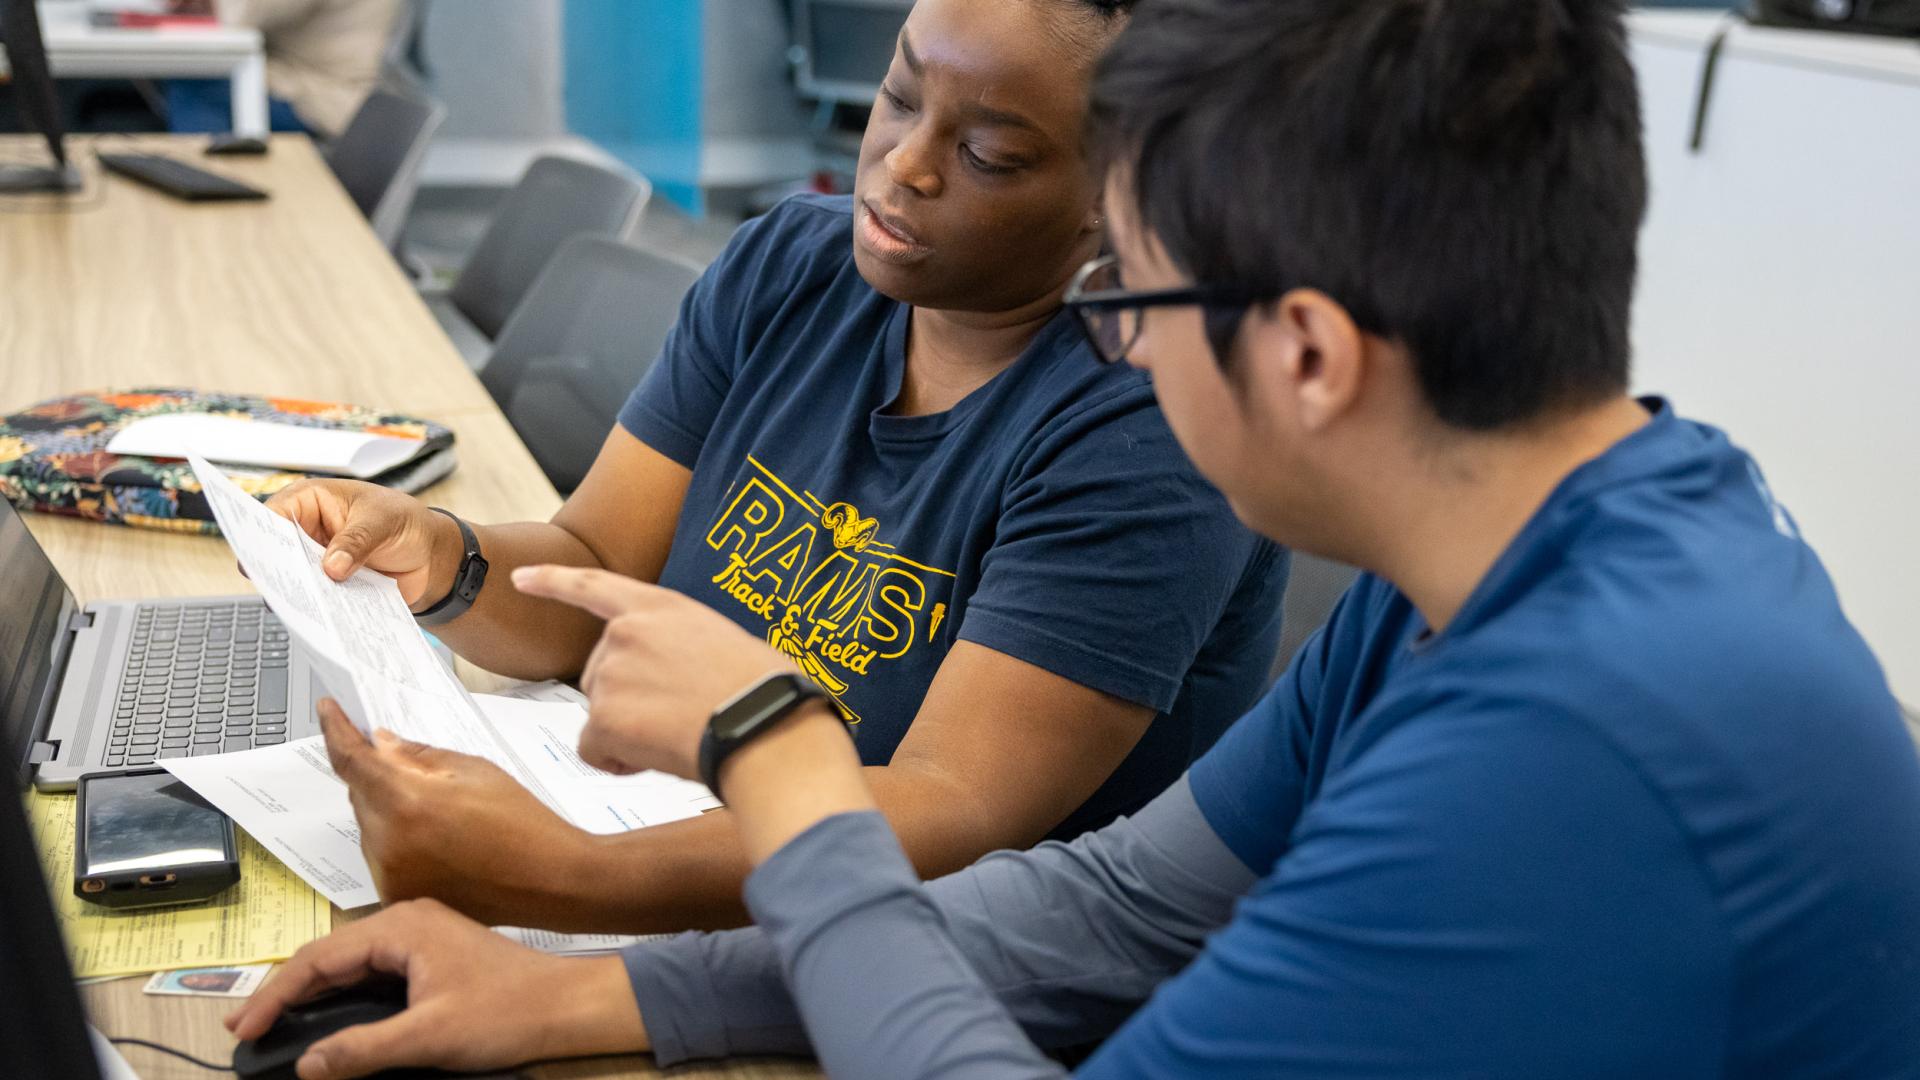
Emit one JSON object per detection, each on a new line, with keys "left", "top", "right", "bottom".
{"left": 414, "top": 508, "right": 488, "bottom": 626}
{"left": 698, "top": 673, "right": 833, "bottom": 801}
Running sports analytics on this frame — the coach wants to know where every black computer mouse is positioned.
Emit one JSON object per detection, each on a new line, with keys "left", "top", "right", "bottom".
{"left": 206, "top": 135, "right": 271, "bottom": 156}
{"left": 231, "top": 976, "right": 461, "bottom": 1080}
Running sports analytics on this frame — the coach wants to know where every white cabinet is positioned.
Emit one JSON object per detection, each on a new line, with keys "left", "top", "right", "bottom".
{"left": 1629, "top": 11, "right": 1920, "bottom": 702}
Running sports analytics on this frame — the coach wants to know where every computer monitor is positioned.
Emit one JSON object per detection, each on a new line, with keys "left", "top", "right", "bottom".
{"left": 0, "top": 0, "right": 83, "bottom": 192}
{"left": 0, "top": 779, "right": 106, "bottom": 1077}
{"left": 791, "top": 0, "right": 913, "bottom": 106}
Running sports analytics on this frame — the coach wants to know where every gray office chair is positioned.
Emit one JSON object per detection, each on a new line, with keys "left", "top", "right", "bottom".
{"left": 481, "top": 235, "right": 701, "bottom": 494}
{"left": 324, "top": 88, "right": 445, "bottom": 251}
{"left": 430, "top": 156, "right": 653, "bottom": 368}
{"left": 1269, "top": 552, "right": 1362, "bottom": 684}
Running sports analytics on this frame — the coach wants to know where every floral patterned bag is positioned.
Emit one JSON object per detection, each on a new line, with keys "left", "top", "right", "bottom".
{"left": 0, "top": 389, "right": 456, "bottom": 533}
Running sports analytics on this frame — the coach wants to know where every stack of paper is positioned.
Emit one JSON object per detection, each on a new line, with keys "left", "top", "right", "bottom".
{"left": 164, "top": 458, "right": 722, "bottom": 954}
{"left": 109, "top": 414, "right": 434, "bottom": 479}
{"left": 160, "top": 694, "right": 721, "bottom": 914}
{"left": 187, "top": 454, "right": 528, "bottom": 773}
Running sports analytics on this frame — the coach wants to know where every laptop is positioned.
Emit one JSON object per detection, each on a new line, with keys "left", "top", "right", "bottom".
{"left": 2, "top": 498, "right": 319, "bottom": 791}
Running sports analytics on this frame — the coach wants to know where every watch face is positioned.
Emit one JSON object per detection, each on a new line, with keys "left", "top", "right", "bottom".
{"left": 714, "top": 676, "right": 806, "bottom": 741}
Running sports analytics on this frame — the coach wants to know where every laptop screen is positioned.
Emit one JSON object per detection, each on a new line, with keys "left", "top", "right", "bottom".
{"left": 0, "top": 499, "right": 76, "bottom": 788}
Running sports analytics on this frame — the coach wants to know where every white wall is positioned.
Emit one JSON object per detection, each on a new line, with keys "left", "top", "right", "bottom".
{"left": 1628, "top": 13, "right": 1920, "bottom": 703}
{"left": 700, "top": 0, "right": 813, "bottom": 189}
{"left": 419, "top": 0, "right": 565, "bottom": 140}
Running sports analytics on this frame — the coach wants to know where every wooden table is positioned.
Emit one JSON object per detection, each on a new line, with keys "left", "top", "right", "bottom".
{"left": 0, "top": 134, "right": 816, "bottom": 1080}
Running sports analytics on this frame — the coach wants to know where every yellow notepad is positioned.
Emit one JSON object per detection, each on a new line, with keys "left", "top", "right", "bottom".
{"left": 24, "top": 789, "right": 331, "bottom": 980}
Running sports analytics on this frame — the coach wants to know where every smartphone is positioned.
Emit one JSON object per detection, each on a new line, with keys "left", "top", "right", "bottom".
{"left": 74, "top": 769, "right": 239, "bottom": 909}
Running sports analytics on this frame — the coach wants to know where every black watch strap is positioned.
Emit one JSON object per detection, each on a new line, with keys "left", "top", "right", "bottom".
{"left": 415, "top": 508, "right": 488, "bottom": 626}
{"left": 698, "top": 673, "right": 833, "bottom": 801}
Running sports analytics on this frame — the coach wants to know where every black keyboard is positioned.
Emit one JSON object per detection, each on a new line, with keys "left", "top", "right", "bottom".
{"left": 106, "top": 600, "right": 292, "bottom": 767}
{"left": 97, "top": 152, "right": 269, "bottom": 202}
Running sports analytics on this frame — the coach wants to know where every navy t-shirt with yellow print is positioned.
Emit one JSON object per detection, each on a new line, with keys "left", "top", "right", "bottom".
{"left": 618, "top": 194, "right": 1288, "bottom": 837}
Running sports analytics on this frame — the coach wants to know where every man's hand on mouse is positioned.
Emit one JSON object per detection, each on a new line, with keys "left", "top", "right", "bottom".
{"left": 314, "top": 700, "right": 602, "bottom": 929}
{"left": 226, "top": 898, "right": 645, "bottom": 1080}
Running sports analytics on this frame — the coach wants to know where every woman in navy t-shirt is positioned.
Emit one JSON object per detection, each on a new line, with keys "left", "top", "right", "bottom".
{"left": 267, "top": 0, "right": 1286, "bottom": 934}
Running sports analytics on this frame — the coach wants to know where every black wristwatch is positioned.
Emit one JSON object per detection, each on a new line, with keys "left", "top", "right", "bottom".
{"left": 698, "top": 673, "right": 833, "bottom": 801}
{"left": 414, "top": 508, "right": 488, "bottom": 626}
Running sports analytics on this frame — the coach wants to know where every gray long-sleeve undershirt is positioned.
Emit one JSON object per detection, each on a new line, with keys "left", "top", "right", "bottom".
{"left": 622, "top": 775, "right": 1252, "bottom": 1074}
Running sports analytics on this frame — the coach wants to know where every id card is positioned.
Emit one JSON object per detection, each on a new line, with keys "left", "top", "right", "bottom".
{"left": 142, "top": 964, "right": 273, "bottom": 998}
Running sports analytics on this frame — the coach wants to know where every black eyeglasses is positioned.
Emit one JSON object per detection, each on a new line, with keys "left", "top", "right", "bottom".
{"left": 1062, "top": 254, "right": 1268, "bottom": 366}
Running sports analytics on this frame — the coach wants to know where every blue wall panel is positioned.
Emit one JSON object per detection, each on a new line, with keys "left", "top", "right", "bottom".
{"left": 564, "top": 0, "right": 705, "bottom": 213}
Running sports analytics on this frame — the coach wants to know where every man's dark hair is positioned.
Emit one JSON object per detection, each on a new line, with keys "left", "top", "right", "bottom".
{"left": 1043, "top": 0, "right": 1136, "bottom": 61}
{"left": 1090, "top": 0, "right": 1648, "bottom": 430}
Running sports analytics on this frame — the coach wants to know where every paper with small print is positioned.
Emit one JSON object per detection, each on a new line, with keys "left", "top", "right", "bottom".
{"left": 495, "top": 926, "right": 673, "bottom": 955}
{"left": 175, "top": 461, "right": 720, "bottom": 919}
{"left": 161, "top": 696, "right": 718, "bottom": 913}
{"left": 160, "top": 737, "right": 382, "bottom": 909}
{"left": 189, "top": 455, "right": 521, "bottom": 770}
{"left": 492, "top": 679, "right": 590, "bottom": 706}
{"left": 484, "top": 695, "right": 721, "bottom": 834}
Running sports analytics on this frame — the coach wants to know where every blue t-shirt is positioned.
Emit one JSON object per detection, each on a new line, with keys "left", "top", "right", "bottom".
{"left": 1090, "top": 401, "right": 1920, "bottom": 1077}
{"left": 618, "top": 194, "right": 1288, "bottom": 837}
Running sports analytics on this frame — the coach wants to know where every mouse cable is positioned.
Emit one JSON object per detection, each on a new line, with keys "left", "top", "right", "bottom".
{"left": 107, "top": 1036, "right": 236, "bottom": 1073}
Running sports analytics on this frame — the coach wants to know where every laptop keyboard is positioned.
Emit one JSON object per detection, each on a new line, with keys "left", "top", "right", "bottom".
{"left": 105, "top": 601, "right": 292, "bottom": 767}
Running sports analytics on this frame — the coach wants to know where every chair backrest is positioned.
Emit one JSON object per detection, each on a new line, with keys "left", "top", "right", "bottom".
{"left": 383, "top": 0, "right": 431, "bottom": 77}
{"left": 323, "top": 89, "right": 444, "bottom": 250}
{"left": 483, "top": 235, "right": 701, "bottom": 493}
{"left": 1269, "top": 552, "right": 1361, "bottom": 684}
{"left": 449, "top": 155, "right": 652, "bottom": 341}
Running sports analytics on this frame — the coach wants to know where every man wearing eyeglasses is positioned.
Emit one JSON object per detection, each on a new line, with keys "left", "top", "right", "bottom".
{"left": 229, "top": 0, "right": 1920, "bottom": 1076}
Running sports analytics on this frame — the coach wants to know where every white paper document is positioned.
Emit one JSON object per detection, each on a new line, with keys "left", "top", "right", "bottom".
{"left": 162, "top": 696, "right": 718, "bottom": 914}
{"left": 161, "top": 737, "right": 382, "bottom": 909}
{"left": 189, "top": 455, "right": 523, "bottom": 772}
{"left": 492, "top": 679, "right": 590, "bottom": 706}
{"left": 495, "top": 926, "right": 672, "bottom": 956}
{"left": 484, "top": 695, "right": 722, "bottom": 834}
{"left": 111, "top": 414, "right": 427, "bottom": 478}
{"left": 171, "top": 467, "right": 719, "bottom": 934}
